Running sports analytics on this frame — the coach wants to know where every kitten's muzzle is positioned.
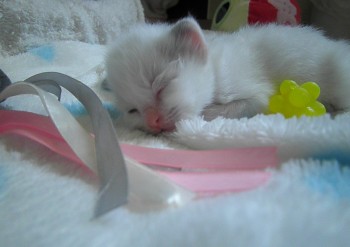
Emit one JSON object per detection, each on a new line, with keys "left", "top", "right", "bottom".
{"left": 144, "top": 107, "right": 175, "bottom": 133}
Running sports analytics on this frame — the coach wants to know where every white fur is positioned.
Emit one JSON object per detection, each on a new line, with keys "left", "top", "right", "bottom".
{"left": 106, "top": 18, "right": 350, "bottom": 132}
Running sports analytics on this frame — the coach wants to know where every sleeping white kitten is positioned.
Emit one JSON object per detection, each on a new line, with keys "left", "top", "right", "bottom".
{"left": 106, "top": 17, "right": 350, "bottom": 133}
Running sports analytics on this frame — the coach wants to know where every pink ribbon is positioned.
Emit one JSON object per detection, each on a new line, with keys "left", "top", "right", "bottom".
{"left": 0, "top": 109, "right": 278, "bottom": 196}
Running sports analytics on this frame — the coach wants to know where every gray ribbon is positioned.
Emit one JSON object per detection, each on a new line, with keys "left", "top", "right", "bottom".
{"left": 25, "top": 72, "right": 128, "bottom": 217}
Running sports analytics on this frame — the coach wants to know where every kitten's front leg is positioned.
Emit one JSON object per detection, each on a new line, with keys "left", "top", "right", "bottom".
{"left": 202, "top": 98, "right": 267, "bottom": 121}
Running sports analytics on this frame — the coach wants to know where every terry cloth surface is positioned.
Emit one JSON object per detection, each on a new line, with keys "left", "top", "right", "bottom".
{"left": 0, "top": 0, "right": 144, "bottom": 55}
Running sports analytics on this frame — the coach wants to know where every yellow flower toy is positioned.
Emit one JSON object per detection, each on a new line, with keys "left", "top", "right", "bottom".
{"left": 268, "top": 80, "right": 326, "bottom": 118}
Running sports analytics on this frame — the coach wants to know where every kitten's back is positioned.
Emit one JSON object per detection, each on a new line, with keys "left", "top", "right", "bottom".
{"left": 206, "top": 24, "right": 350, "bottom": 111}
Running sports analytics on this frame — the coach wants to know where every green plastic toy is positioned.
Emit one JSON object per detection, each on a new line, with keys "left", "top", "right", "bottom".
{"left": 268, "top": 80, "right": 326, "bottom": 118}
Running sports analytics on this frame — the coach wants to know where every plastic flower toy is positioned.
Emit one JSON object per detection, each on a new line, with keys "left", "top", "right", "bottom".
{"left": 268, "top": 80, "right": 326, "bottom": 118}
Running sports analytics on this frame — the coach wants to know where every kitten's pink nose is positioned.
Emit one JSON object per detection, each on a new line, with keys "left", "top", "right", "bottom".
{"left": 144, "top": 107, "right": 174, "bottom": 133}
{"left": 145, "top": 107, "right": 163, "bottom": 132}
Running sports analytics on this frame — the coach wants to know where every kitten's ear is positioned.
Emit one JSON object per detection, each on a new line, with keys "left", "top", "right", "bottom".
{"left": 169, "top": 18, "right": 208, "bottom": 63}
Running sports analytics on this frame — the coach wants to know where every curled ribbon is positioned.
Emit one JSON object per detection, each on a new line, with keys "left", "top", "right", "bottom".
{"left": 0, "top": 72, "right": 278, "bottom": 217}
{"left": 0, "top": 73, "right": 194, "bottom": 217}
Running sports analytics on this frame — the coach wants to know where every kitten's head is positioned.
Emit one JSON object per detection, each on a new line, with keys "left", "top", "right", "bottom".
{"left": 106, "top": 18, "right": 214, "bottom": 133}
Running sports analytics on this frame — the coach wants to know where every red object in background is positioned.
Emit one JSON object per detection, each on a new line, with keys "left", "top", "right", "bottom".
{"left": 248, "top": 0, "right": 301, "bottom": 25}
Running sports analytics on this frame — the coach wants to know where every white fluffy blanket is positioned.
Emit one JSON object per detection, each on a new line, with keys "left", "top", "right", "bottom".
{"left": 0, "top": 0, "right": 144, "bottom": 55}
{"left": 1, "top": 40, "right": 350, "bottom": 247}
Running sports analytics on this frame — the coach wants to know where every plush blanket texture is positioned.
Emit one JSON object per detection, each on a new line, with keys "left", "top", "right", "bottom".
{"left": 1, "top": 2, "right": 350, "bottom": 246}
{"left": 0, "top": 0, "right": 144, "bottom": 55}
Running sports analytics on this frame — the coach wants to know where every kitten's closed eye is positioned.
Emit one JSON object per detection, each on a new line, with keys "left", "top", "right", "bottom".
{"left": 155, "top": 88, "right": 164, "bottom": 101}
{"left": 151, "top": 60, "right": 180, "bottom": 94}
{"left": 128, "top": 108, "right": 139, "bottom": 114}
